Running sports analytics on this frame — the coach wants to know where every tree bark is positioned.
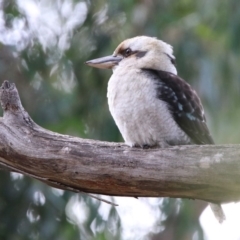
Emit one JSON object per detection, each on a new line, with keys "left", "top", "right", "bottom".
{"left": 0, "top": 80, "right": 239, "bottom": 204}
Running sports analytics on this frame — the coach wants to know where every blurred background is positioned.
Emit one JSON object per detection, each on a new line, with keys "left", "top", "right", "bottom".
{"left": 0, "top": 0, "right": 240, "bottom": 239}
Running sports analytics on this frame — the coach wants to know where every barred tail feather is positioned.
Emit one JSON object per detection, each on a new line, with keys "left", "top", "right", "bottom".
{"left": 209, "top": 203, "right": 226, "bottom": 223}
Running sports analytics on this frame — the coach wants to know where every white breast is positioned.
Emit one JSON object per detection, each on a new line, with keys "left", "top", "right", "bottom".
{"left": 107, "top": 66, "right": 190, "bottom": 147}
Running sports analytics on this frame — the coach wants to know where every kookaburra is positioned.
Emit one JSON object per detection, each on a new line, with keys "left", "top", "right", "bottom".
{"left": 86, "top": 36, "right": 225, "bottom": 223}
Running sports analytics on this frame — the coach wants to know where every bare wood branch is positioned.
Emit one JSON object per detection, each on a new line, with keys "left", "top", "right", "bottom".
{"left": 0, "top": 80, "right": 239, "bottom": 204}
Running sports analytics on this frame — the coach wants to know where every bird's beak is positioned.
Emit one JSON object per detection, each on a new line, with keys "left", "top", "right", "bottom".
{"left": 85, "top": 55, "right": 123, "bottom": 69}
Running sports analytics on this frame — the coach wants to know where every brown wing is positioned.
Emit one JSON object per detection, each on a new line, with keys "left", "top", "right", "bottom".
{"left": 142, "top": 69, "right": 214, "bottom": 144}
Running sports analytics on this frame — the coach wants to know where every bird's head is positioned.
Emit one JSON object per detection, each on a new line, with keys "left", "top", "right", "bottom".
{"left": 86, "top": 36, "right": 177, "bottom": 75}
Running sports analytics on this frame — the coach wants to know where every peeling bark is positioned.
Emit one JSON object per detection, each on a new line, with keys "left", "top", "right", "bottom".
{"left": 0, "top": 80, "right": 239, "bottom": 204}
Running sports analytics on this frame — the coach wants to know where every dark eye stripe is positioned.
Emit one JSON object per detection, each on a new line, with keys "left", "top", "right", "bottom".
{"left": 171, "top": 58, "right": 176, "bottom": 65}
{"left": 165, "top": 53, "right": 176, "bottom": 65}
{"left": 119, "top": 48, "right": 147, "bottom": 59}
{"left": 135, "top": 51, "right": 147, "bottom": 58}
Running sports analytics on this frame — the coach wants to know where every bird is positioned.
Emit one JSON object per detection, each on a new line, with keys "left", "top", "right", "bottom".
{"left": 86, "top": 36, "right": 225, "bottom": 223}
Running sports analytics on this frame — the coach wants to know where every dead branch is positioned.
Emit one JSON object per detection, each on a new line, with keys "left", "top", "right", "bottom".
{"left": 0, "top": 80, "right": 239, "bottom": 204}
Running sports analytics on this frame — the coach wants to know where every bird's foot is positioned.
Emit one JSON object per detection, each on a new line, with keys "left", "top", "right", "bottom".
{"left": 132, "top": 143, "right": 151, "bottom": 149}
{"left": 142, "top": 144, "right": 150, "bottom": 149}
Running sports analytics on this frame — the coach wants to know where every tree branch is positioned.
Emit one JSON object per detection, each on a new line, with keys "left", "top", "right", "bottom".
{"left": 0, "top": 80, "right": 239, "bottom": 204}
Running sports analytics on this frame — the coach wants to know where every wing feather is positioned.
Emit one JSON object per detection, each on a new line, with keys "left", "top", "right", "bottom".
{"left": 142, "top": 69, "right": 214, "bottom": 145}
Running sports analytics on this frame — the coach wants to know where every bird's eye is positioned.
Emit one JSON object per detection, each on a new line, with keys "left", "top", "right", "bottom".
{"left": 123, "top": 48, "right": 132, "bottom": 57}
